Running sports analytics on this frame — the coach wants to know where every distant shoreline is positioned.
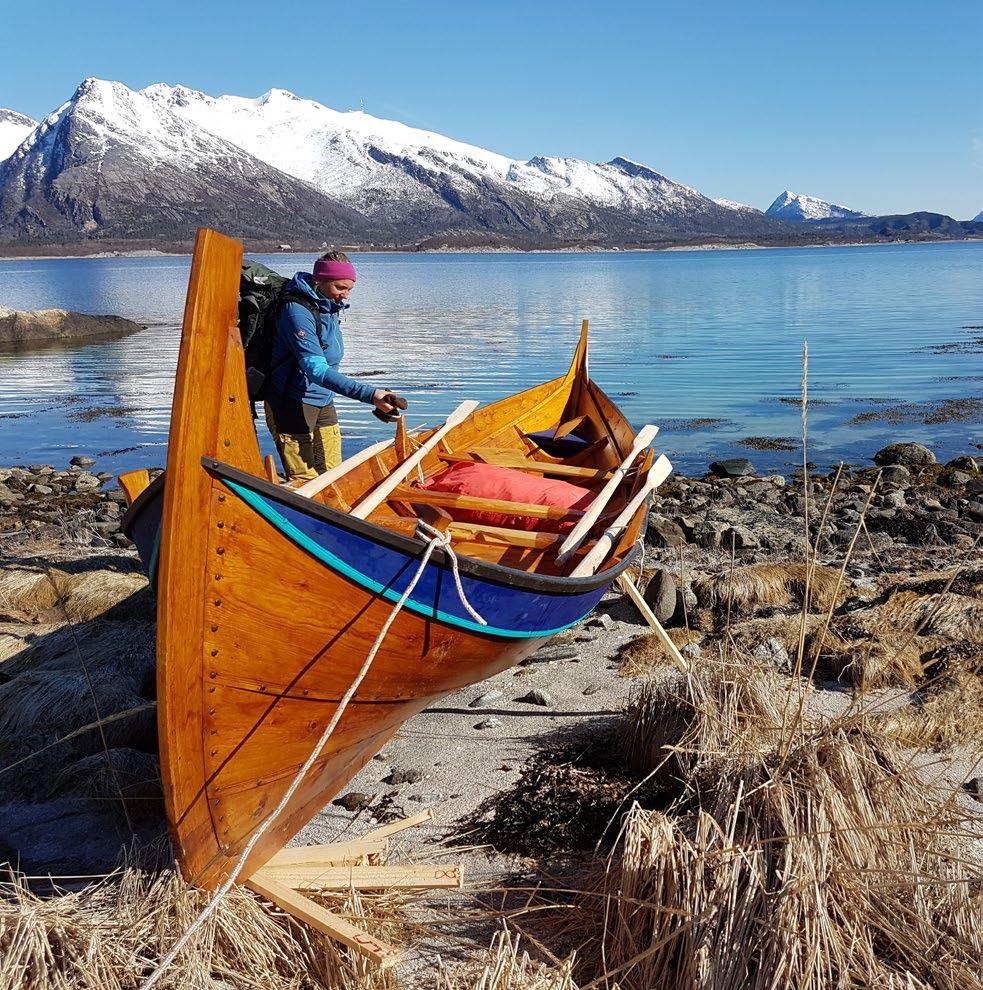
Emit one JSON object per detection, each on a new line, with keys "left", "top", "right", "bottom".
{"left": 1, "top": 237, "right": 980, "bottom": 262}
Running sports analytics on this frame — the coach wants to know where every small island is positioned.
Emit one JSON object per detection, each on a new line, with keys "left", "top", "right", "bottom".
{"left": 0, "top": 305, "right": 143, "bottom": 347}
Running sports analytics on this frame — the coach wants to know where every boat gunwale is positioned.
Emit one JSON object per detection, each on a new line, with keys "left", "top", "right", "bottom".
{"left": 203, "top": 457, "right": 642, "bottom": 595}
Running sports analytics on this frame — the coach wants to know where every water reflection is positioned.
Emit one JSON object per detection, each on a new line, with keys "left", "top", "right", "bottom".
{"left": 0, "top": 243, "right": 980, "bottom": 476}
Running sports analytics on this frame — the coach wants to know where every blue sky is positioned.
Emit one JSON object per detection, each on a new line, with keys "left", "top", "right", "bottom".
{"left": 3, "top": 0, "right": 980, "bottom": 218}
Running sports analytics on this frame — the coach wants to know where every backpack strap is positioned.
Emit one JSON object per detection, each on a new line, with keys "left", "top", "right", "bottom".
{"left": 277, "top": 290, "right": 323, "bottom": 338}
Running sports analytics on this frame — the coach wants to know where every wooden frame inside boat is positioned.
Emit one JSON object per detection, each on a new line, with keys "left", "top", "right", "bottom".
{"left": 121, "top": 228, "right": 670, "bottom": 908}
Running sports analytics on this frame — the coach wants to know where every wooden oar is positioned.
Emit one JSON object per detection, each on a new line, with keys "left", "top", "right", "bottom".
{"left": 616, "top": 573, "right": 689, "bottom": 672}
{"left": 351, "top": 401, "right": 480, "bottom": 520}
{"left": 570, "top": 453, "right": 673, "bottom": 578}
{"left": 293, "top": 439, "right": 394, "bottom": 499}
{"left": 556, "top": 424, "right": 659, "bottom": 563}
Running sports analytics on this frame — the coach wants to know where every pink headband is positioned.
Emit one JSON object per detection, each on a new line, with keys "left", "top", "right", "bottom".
{"left": 313, "top": 259, "right": 357, "bottom": 282}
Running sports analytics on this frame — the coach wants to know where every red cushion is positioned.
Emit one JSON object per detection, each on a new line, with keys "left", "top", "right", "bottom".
{"left": 417, "top": 461, "right": 594, "bottom": 533}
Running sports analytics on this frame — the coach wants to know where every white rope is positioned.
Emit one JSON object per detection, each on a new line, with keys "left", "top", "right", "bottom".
{"left": 140, "top": 524, "right": 485, "bottom": 989}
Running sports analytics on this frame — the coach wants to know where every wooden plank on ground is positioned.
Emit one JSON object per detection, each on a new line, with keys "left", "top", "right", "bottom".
{"left": 263, "top": 839, "right": 387, "bottom": 868}
{"left": 257, "top": 863, "right": 464, "bottom": 891}
{"left": 360, "top": 808, "right": 433, "bottom": 841}
{"left": 246, "top": 873, "right": 400, "bottom": 967}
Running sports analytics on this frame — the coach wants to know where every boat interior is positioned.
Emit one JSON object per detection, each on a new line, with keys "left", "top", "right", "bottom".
{"left": 271, "top": 328, "right": 658, "bottom": 579}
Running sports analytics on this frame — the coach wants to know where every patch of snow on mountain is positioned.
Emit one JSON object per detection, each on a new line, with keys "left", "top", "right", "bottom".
{"left": 974, "top": 210, "right": 983, "bottom": 222}
{"left": 713, "top": 197, "right": 761, "bottom": 213}
{"left": 766, "top": 190, "right": 867, "bottom": 221}
{"left": 0, "top": 109, "right": 38, "bottom": 161}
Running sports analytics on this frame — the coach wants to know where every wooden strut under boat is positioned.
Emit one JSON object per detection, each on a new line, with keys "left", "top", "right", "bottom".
{"left": 121, "top": 228, "right": 671, "bottom": 907}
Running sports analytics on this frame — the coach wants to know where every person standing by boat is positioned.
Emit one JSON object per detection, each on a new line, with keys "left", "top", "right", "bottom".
{"left": 264, "top": 251, "right": 405, "bottom": 482}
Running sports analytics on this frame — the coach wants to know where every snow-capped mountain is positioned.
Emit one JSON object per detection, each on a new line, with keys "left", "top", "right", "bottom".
{"left": 0, "top": 77, "right": 789, "bottom": 245}
{"left": 135, "top": 81, "right": 786, "bottom": 243}
{"left": 140, "top": 83, "right": 751, "bottom": 228}
{"left": 0, "top": 79, "right": 369, "bottom": 242}
{"left": 974, "top": 210, "right": 983, "bottom": 222}
{"left": 0, "top": 109, "right": 37, "bottom": 162}
{"left": 766, "top": 190, "right": 867, "bottom": 222}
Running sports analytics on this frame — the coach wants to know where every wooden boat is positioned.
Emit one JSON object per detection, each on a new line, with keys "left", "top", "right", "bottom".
{"left": 121, "top": 227, "right": 671, "bottom": 893}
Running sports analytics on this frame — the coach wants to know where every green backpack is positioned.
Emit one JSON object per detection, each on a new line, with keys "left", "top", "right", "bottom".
{"left": 238, "top": 260, "right": 321, "bottom": 403}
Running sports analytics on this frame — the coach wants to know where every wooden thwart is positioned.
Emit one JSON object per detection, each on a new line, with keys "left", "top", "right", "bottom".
{"left": 246, "top": 809, "right": 460, "bottom": 968}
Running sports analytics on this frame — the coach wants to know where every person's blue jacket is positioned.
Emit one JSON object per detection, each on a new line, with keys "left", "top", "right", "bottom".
{"left": 270, "top": 272, "right": 377, "bottom": 406}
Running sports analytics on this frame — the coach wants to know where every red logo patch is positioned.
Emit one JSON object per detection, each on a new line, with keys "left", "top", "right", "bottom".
{"left": 295, "top": 330, "right": 306, "bottom": 339}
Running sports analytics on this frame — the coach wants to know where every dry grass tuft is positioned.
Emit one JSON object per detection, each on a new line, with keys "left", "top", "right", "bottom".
{"left": 577, "top": 655, "right": 983, "bottom": 990}
{"left": 620, "top": 658, "right": 789, "bottom": 779}
{"left": 435, "top": 928, "right": 580, "bottom": 989}
{"left": 617, "top": 629, "right": 701, "bottom": 677}
{"left": 693, "top": 563, "right": 847, "bottom": 617}
{"left": 0, "top": 568, "right": 148, "bottom": 625}
{"left": 0, "top": 868, "right": 402, "bottom": 990}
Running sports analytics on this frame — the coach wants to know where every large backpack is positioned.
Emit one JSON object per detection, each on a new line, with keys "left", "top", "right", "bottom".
{"left": 238, "top": 261, "right": 321, "bottom": 404}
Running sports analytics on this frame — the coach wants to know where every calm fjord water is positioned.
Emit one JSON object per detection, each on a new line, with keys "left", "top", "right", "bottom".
{"left": 0, "top": 242, "right": 980, "bottom": 477}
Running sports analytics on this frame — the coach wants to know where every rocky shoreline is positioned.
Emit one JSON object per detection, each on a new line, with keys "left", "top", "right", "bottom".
{"left": 1, "top": 441, "right": 978, "bottom": 567}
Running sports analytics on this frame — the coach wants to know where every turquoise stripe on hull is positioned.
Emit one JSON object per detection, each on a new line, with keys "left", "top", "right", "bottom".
{"left": 225, "top": 480, "right": 585, "bottom": 639}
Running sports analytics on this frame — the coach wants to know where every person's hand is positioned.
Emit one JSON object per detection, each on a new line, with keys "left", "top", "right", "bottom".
{"left": 372, "top": 390, "right": 408, "bottom": 422}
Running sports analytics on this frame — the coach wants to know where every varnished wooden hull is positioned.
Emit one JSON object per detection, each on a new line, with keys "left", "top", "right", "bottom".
{"left": 124, "top": 228, "right": 649, "bottom": 889}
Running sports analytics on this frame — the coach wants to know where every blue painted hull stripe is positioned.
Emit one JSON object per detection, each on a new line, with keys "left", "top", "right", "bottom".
{"left": 224, "top": 480, "right": 584, "bottom": 639}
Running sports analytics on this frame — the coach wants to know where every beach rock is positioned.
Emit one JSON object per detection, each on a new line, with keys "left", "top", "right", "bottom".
{"left": 515, "top": 689, "right": 554, "bottom": 707}
{"left": 524, "top": 645, "right": 579, "bottom": 664}
{"left": 74, "top": 473, "right": 102, "bottom": 492}
{"left": 753, "top": 637, "right": 792, "bottom": 673}
{"left": 968, "top": 478, "right": 983, "bottom": 496}
{"left": 682, "top": 642, "right": 702, "bottom": 659}
{"left": 70, "top": 455, "right": 97, "bottom": 468}
{"left": 693, "top": 520, "right": 728, "bottom": 548}
{"left": 726, "top": 524, "right": 759, "bottom": 549}
{"left": 586, "top": 612, "right": 614, "bottom": 631}
{"left": 474, "top": 717, "right": 503, "bottom": 730}
{"left": 709, "top": 458, "right": 755, "bottom": 478}
{"left": 879, "top": 465, "right": 911, "bottom": 485}
{"left": 333, "top": 792, "right": 374, "bottom": 813}
{"left": 0, "top": 307, "right": 143, "bottom": 346}
{"left": 408, "top": 792, "right": 444, "bottom": 803}
{"left": 882, "top": 490, "right": 907, "bottom": 508}
{"left": 873, "top": 442, "right": 935, "bottom": 467}
{"left": 940, "top": 470, "right": 971, "bottom": 487}
{"left": 469, "top": 690, "right": 503, "bottom": 708}
{"left": 384, "top": 768, "right": 422, "bottom": 785}
{"left": 646, "top": 513, "right": 687, "bottom": 547}
{"left": 643, "top": 569, "right": 677, "bottom": 623}
{"left": 945, "top": 456, "right": 978, "bottom": 472}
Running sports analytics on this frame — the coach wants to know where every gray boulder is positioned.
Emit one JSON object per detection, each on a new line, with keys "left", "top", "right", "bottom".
{"left": 873, "top": 442, "right": 935, "bottom": 467}
{"left": 642, "top": 569, "right": 677, "bottom": 623}
{"left": 709, "top": 458, "right": 755, "bottom": 478}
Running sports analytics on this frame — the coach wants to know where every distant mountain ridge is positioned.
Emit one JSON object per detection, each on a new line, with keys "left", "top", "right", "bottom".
{"left": 766, "top": 190, "right": 868, "bottom": 221}
{"left": 0, "top": 79, "right": 978, "bottom": 248}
